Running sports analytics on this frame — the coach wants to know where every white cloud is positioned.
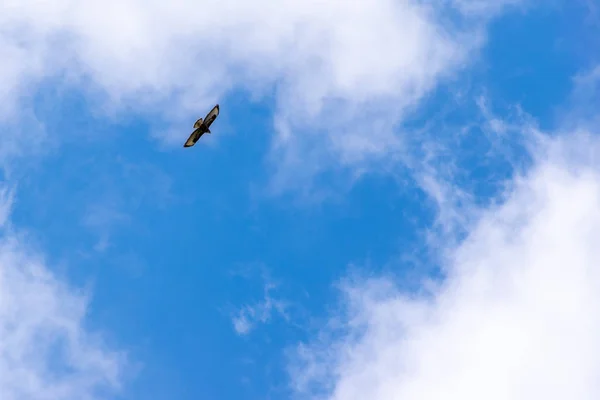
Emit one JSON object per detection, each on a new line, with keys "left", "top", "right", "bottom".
{"left": 0, "top": 0, "right": 525, "bottom": 186}
{"left": 0, "top": 193, "right": 126, "bottom": 400}
{"left": 232, "top": 274, "right": 289, "bottom": 336}
{"left": 288, "top": 129, "right": 600, "bottom": 399}
{"left": 557, "top": 65, "right": 600, "bottom": 131}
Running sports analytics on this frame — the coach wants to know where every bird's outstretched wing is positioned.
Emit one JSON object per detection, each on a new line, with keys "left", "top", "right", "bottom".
{"left": 183, "top": 128, "right": 204, "bottom": 147}
{"left": 203, "top": 104, "right": 219, "bottom": 128}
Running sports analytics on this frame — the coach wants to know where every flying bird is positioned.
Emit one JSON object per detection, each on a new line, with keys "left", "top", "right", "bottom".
{"left": 184, "top": 104, "right": 220, "bottom": 147}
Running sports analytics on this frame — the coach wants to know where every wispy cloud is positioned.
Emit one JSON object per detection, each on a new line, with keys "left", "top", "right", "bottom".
{"left": 80, "top": 159, "right": 174, "bottom": 253}
{"left": 287, "top": 121, "right": 600, "bottom": 399}
{"left": 232, "top": 283, "right": 289, "bottom": 336}
{"left": 393, "top": 94, "right": 536, "bottom": 264}
{"left": 0, "top": 189, "right": 127, "bottom": 400}
{"left": 581, "top": 0, "right": 600, "bottom": 26}
{"left": 558, "top": 64, "right": 600, "bottom": 131}
{"left": 230, "top": 268, "right": 290, "bottom": 336}
{"left": 82, "top": 200, "right": 131, "bottom": 253}
{"left": 0, "top": 185, "right": 14, "bottom": 228}
{"left": 447, "top": 0, "right": 528, "bottom": 16}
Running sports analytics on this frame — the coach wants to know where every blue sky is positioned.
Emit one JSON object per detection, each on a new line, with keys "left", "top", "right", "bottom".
{"left": 2, "top": 1, "right": 600, "bottom": 400}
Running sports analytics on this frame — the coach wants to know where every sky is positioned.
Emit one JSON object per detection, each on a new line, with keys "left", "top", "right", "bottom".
{"left": 1, "top": 0, "right": 600, "bottom": 399}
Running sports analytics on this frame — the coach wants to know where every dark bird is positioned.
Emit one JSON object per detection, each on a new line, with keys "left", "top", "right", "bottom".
{"left": 184, "top": 104, "right": 220, "bottom": 147}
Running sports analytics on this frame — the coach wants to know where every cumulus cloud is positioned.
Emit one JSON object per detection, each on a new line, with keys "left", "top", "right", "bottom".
{"left": 288, "top": 129, "right": 600, "bottom": 399}
{"left": 0, "top": 192, "right": 126, "bottom": 400}
{"left": 0, "top": 0, "right": 525, "bottom": 186}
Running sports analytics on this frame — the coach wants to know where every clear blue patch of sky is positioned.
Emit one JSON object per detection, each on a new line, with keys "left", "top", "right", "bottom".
{"left": 480, "top": 2, "right": 597, "bottom": 129}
